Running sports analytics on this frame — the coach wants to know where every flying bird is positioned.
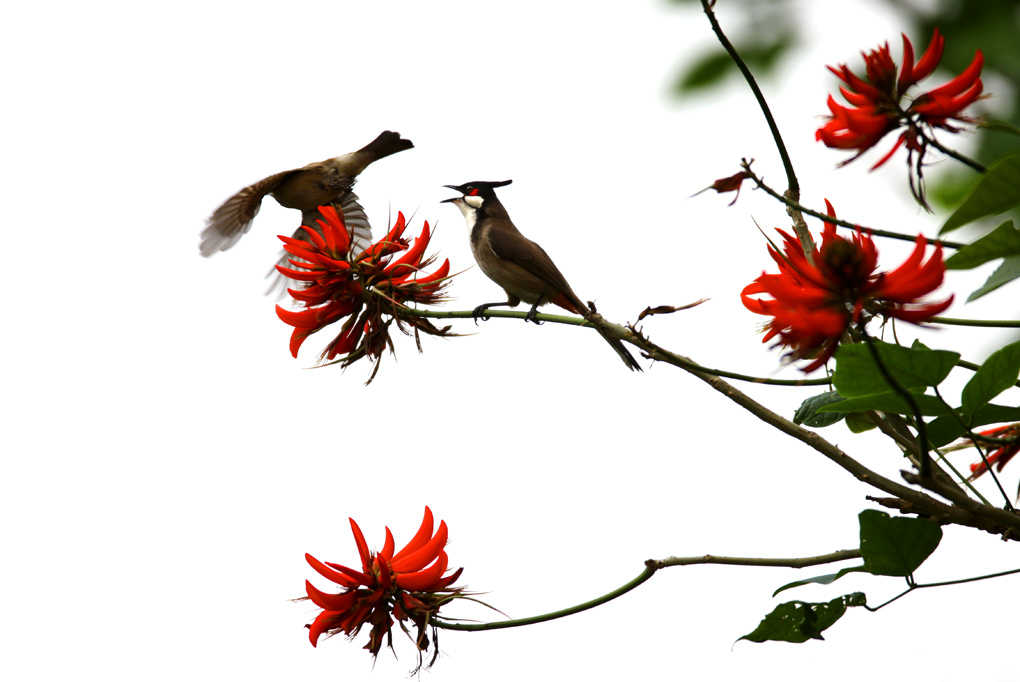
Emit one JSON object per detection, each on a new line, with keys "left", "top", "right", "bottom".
{"left": 200, "top": 131, "right": 413, "bottom": 293}
{"left": 443, "top": 180, "right": 642, "bottom": 371}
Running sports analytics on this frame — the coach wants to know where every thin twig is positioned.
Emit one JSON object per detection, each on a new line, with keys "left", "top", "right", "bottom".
{"left": 741, "top": 163, "right": 967, "bottom": 250}
{"left": 433, "top": 566, "right": 657, "bottom": 631}
{"left": 931, "top": 316, "right": 1020, "bottom": 328}
{"left": 699, "top": 1, "right": 817, "bottom": 257}
{"left": 863, "top": 566, "right": 1020, "bottom": 612}
{"left": 647, "top": 549, "right": 861, "bottom": 570}
{"left": 913, "top": 123, "right": 987, "bottom": 173}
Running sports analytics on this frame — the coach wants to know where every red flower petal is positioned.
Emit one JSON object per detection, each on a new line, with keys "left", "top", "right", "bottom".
{"left": 349, "top": 518, "right": 373, "bottom": 575}
{"left": 391, "top": 507, "right": 434, "bottom": 563}
{"left": 395, "top": 550, "right": 449, "bottom": 591}
{"left": 305, "top": 553, "right": 358, "bottom": 588}
{"left": 306, "top": 580, "right": 358, "bottom": 612}
{"left": 383, "top": 221, "right": 431, "bottom": 277}
{"left": 390, "top": 520, "right": 448, "bottom": 573}
{"left": 308, "top": 609, "right": 341, "bottom": 647}
{"left": 911, "top": 27, "right": 944, "bottom": 83}
{"left": 380, "top": 527, "right": 395, "bottom": 562}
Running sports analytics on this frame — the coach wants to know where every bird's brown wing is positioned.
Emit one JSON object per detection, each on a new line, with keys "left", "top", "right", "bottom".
{"left": 199, "top": 168, "right": 298, "bottom": 257}
{"left": 264, "top": 192, "right": 373, "bottom": 299}
{"left": 483, "top": 227, "right": 585, "bottom": 310}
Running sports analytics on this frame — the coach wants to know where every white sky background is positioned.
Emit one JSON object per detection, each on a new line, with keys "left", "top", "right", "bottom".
{"left": 3, "top": 1, "right": 1018, "bottom": 680}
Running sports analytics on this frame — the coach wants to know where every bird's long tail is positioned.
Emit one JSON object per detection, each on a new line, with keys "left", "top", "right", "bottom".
{"left": 356, "top": 131, "right": 414, "bottom": 161}
{"left": 549, "top": 293, "right": 642, "bottom": 371}
{"left": 596, "top": 326, "right": 643, "bottom": 372}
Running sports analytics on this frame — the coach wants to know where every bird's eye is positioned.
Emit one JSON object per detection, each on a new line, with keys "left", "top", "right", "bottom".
{"left": 468, "top": 188, "right": 480, "bottom": 196}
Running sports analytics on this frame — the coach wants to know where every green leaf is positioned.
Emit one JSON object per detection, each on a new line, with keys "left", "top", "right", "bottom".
{"left": 859, "top": 510, "right": 942, "bottom": 577}
{"left": 740, "top": 38, "right": 794, "bottom": 73}
{"left": 739, "top": 595, "right": 859, "bottom": 643}
{"left": 794, "top": 391, "right": 846, "bottom": 427}
{"left": 966, "top": 255, "right": 1020, "bottom": 302}
{"left": 944, "top": 220, "right": 1020, "bottom": 270}
{"left": 845, "top": 412, "right": 879, "bottom": 433}
{"left": 979, "top": 119, "right": 1020, "bottom": 137}
{"left": 817, "top": 391, "right": 953, "bottom": 417}
{"left": 673, "top": 36, "right": 793, "bottom": 94}
{"left": 833, "top": 341, "right": 959, "bottom": 396}
{"left": 927, "top": 404, "right": 1020, "bottom": 448}
{"left": 674, "top": 51, "right": 734, "bottom": 93}
{"left": 942, "top": 152, "right": 1020, "bottom": 234}
{"left": 961, "top": 340, "right": 1020, "bottom": 418}
{"left": 773, "top": 565, "right": 867, "bottom": 597}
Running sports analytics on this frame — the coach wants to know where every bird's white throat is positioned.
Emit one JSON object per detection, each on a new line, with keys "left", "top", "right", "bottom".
{"left": 453, "top": 199, "right": 478, "bottom": 230}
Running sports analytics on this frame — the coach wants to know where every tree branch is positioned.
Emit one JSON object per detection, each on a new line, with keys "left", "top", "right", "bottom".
{"left": 647, "top": 549, "right": 861, "bottom": 570}
{"left": 740, "top": 162, "right": 967, "bottom": 250}
{"left": 399, "top": 306, "right": 1020, "bottom": 538}
{"left": 432, "top": 566, "right": 657, "bottom": 632}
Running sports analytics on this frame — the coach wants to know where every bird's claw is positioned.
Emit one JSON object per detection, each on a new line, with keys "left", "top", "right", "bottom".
{"left": 472, "top": 305, "right": 491, "bottom": 325}
{"left": 525, "top": 309, "right": 543, "bottom": 325}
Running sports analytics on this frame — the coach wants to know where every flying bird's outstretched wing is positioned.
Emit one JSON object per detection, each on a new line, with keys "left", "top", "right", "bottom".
{"left": 199, "top": 169, "right": 298, "bottom": 257}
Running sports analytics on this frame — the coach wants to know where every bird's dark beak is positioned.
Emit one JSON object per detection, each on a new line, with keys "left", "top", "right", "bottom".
{"left": 442, "top": 184, "right": 464, "bottom": 203}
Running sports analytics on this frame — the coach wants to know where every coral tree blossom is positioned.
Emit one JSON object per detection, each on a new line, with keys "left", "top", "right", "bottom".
{"left": 817, "top": 28, "right": 984, "bottom": 172}
{"left": 275, "top": 204, "right": 452, "bottom": 381}
{"left": 742, "top": 201, "right": 953, "bottom": 371}
{"left": 304, "top": 506, "right": 465, "bottom": 666}
{"left": 963, "top": 424, "right": 1020, "bottom": 482}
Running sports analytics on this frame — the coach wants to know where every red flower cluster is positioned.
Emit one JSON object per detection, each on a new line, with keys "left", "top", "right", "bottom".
{"left": 817, "top": 28, "right": 984, "bottom": 173}
{"left": 304, "top": 507, "right": 465, "bottom": 666}
{"left": 742, "top": 201, "right": 953, "bottom": 371}
{"left": 275, "top": 205, "right": 453, "bottom": 381}
{"left": 966, "top": 424, "right": 1020, "bottom": 482}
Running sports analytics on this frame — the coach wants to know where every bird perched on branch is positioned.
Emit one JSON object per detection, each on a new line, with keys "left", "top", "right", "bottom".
{"left": 443, "top": 180, "right": 642, "bottom": 371}
{"left": 200, "top": 131, "right": 413, "bottom": 293}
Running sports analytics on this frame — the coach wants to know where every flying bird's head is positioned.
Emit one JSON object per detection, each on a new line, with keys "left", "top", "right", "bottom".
{"left": 442, "top": 180, "right": 512, "bottom": 227}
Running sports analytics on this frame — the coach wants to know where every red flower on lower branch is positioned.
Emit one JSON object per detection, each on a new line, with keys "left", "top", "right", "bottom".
{"left": 275, "top": 204, "right": 454, "bottom": 383}
{"left": 304, "top": 507, "right": 467, "bottom": 669}
{"left": 741, "top": 201, "right": 953, "bottom": 371}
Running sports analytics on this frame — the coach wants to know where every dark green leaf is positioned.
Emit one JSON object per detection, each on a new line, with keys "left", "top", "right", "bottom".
{"left": 961, "top": 340, "right": 1020, "bottom": 418}
{"left": 673, "top": 35, "right": 793, "bottom": 94}
{"left": 845, "top": 412, "right": 879, "bottom": 433}
{"left": 773, "top": 565, "right": 867, "bottom": 597}
{"left": 859, "top": 510, "right": 942, "bottom": 577}
{"left": 833, "top": 341, "right": 959, "bottom": 396}
{"left": 741, "top": 38, "right": 794, "bottom": 73}
{"left": 966, "top": 255, "right": 1020, "bottom": 302}
{"left": 674, "top": 51, "right": 734, "bottom": 93}
{"left": 944, "top": 220, "right": 1020, "bottom": 270}
{"left": 794, "top": 391, "right": 846, "bottom": 427}
{"left": 942, "top": 152, "right": 1020, "bottom": 233}
{"left": 739, "top": 596, "right": 855, "bottom": 643}
{"left": 927, "top": 404, "right": 1020, "bottom": 448}
{"left": 817, "top": 391, "right": 952, "bottom": 417}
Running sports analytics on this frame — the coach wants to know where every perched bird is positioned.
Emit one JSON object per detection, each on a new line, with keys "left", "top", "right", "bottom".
{"left": 443, "top": 180, "right": 642, "bottom": 371}
{"left": 200, "top": 131, "right": 413, "bottom": 292}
